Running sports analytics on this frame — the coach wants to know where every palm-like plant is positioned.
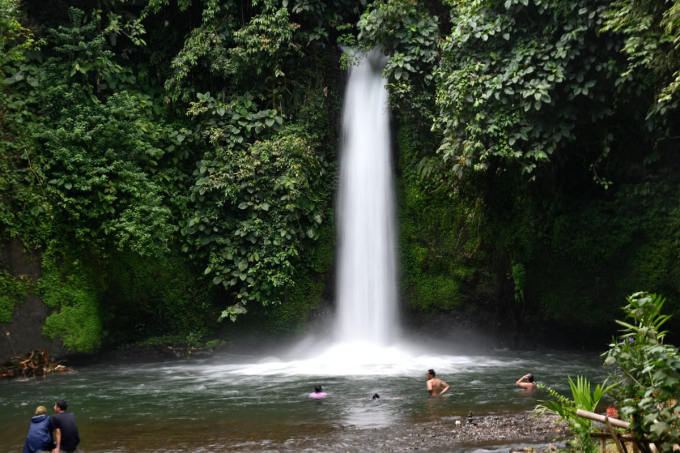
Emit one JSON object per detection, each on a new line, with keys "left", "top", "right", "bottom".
{"left": 536, "top": 376, "right": 617, "bottom": 453}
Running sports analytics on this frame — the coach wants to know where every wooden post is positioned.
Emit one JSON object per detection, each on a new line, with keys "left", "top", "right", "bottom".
{"left": 579, "top": 411, "right": 659, "bottom": 453}
{"left": 5, "top": 331, "right": 17, "bottom": 357}
{"left": 604, "top": 418, "right": 628, "bottom": 453}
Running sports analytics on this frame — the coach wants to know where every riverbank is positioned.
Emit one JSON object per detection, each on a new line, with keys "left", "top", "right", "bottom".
{"left": 205, "top": 412, "right": 570, "bottom": 452}
{"left": 326, "top": 413, "right": 568, "bottom": 452}
{"left": 2, "top": 409, "right": 569, "bottom": 452}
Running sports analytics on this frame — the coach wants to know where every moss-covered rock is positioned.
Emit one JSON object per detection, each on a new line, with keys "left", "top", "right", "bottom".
{"left": 40, "top": 247, "right": 103, "bottom": 354}
{"left": 397, "top": 123, "right": 494, "bottom": 314}
{"left": 0, "top": 270, "right": 31, "bottom": 324}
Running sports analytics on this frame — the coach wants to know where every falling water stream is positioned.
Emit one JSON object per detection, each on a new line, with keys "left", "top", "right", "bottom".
{"left": 0, "top": 51, "right": 608, "bottom": 452}
{"left": 336, "top": 49, "right": 398, "bottom": 346}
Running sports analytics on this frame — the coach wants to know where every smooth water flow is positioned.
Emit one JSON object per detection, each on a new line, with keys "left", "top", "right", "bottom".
{"left": 336, "top": 49, "right": 398, "bottom": 345}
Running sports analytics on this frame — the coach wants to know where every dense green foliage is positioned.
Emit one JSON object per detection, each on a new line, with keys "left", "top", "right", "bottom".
{"left": 182, "top": 93, "right": 331, "bottom": 320}
{"left": 0, "top": 0, "right": 38, "bottom": 78}
{"left": 435, "top": 0, "right": 623, "bottom": 180}
{"left": 603, "top": 293, "right": 680, "bottom": 450}
{"left": 603, "top": 0, "right": 680, "bottom": 111}
{"left": 397, "top": 123, "right": 495, "bottom": 313}
{"left": 364, "top": 0, "right": 680, "bottom": 345}
{"left": 0, "top": 269, "right": 31, "bottom": 324}
{"left": 2, "top": 0, "right": 680, "bottom": 353}
{"left": 0, "top": 0, "right": 346, "bottom": 352}
{"left": 537, "top": 294, "right": 680, "bottom": 451}
{"left": 100, "top": 249, "right": 217, "bottom": 347}
{"left": 39, "top": 246, "right": 104, "bottom": 353}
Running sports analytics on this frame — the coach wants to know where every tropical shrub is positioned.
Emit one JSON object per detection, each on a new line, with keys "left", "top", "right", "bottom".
{"left": 434, "top": 0, "right": 625, "bottom": 181}
{"left": 602, "top": 0, "right": 680, "bottom": 114}
{"left": 0, "top": 270, "right": 31, "bottom": 324}
{"left": 602, "top": 292, "right": 680, "bottom": 451}
{"left": 536, "top": 376, "right": 617, "bottom": 453}
{"left": 182, "top": 120, "right": 329, "bottom": 321}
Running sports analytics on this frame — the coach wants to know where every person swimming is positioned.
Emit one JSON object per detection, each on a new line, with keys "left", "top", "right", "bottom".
{"left": 516, "top": 373, "right": 537, "bottom": 390}
{"left": 309, "top": 385, "right": 327, "bottom": 398}
{"left": 426, "top": 369, "right": 450, "bottom": 397}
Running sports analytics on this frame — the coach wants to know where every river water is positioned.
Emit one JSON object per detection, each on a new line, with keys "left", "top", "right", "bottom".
{"left": 0, "top": 344, "right": 608, "bottom": 452}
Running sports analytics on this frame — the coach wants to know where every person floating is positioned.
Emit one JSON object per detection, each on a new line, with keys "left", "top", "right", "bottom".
{"left": 426, "top": 369, "right": 450, "bottom": 397}
{"left": 52, "top": 400, "right": 80, "bottom": 453}
{"left": 309, "top": 385, "right": 327, "bottom": 399}
{"left": 516, "top": 373, "right": 537, "bottom": 390}
{"left": 23, "top": 406, "right": 54, "bottom": 453}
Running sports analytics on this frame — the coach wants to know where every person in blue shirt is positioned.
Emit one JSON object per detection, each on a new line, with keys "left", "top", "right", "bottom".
{"left": 23, "top": 406, "right": 54, "bottom": 453}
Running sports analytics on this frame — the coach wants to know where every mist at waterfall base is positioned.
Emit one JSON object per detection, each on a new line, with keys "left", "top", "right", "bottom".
{"left": 0, "top": 52, "right": 610, "bottom": 452}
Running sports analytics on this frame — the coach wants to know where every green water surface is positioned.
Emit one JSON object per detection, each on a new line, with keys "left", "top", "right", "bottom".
{"left": 0, "top": 349, "right": 608, "bottom": 452}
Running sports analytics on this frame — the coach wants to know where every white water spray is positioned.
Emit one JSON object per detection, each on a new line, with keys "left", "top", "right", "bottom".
{"left": 336, "top": 49, "right": 398, "bottom": 345}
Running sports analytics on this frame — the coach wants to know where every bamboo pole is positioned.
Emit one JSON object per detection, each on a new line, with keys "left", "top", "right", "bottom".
{"left": 5, "top": 332, "right": 17, "bottom": 357}
{"left": 605, "top": 418, "right": 628, "bottom": 453}
{"left": 576, "top": 409, "right": 630, "bottom": 429}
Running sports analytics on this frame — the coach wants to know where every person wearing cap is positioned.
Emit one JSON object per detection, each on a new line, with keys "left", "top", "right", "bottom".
{"left": 51, "top": 400, "right": 80, "bottom": 453}
{"left": 23, "top": 406, "right": 54, "bottom": 453}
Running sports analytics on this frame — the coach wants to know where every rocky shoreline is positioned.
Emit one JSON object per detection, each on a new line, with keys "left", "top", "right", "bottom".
{"left": 333, "top": 413, "right": 570, "bottom": 452}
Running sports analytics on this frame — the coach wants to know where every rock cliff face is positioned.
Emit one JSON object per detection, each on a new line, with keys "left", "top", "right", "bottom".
{"left": 0, "top": 239, "right": 67, "bottom": 361}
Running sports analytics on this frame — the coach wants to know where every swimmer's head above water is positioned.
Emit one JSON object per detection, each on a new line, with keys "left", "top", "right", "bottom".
{"left": 310, "top": 385, "right": 327, "bottom": 398}
{"left": 516, "top": 373, "right": 537, "bottom": 389}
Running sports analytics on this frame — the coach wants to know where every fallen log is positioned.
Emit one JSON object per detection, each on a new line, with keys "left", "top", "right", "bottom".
{"left": 0, "top": 349, "right": 73, "bottom": 380}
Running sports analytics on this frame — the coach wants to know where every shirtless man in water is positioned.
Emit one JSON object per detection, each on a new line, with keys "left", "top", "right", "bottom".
{"left": 426, "top": 369, "right": 450, "bottom": 397}
{"left": 516, "top": 373, "right": 537, "bottom": 390}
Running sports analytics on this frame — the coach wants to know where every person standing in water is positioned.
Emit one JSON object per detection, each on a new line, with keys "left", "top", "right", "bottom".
{"left": 516, "top": 373, "right": 537, "bottom": 390}
{"left": 309, "top": 385, "right": 327, "bottom": 398}
{"left": 426, "top": 369, "right": 450, "bottom": 397}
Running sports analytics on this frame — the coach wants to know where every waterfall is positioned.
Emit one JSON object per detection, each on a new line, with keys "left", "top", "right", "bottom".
{"left": 336, "top": 49, "right": 398, "bottom": 345}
